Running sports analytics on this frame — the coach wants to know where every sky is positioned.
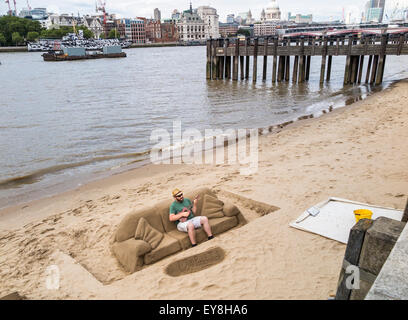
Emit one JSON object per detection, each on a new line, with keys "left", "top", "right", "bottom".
{"left": 0, "top": 0, "right": 406, "bottom": 23}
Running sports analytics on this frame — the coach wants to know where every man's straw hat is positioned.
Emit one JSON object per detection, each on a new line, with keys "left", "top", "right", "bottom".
{"left": 172, "top": 189, "right": 182, "bottom": 197}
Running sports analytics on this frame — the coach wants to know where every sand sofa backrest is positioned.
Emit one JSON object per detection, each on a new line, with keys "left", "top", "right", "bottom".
{"left": 112, "top": 187, "right": 242, "bottom": 273}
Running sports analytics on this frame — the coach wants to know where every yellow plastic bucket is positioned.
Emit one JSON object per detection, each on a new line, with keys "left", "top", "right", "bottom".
{"left": 354, "top": 209, "right": 373, "bottom": 223}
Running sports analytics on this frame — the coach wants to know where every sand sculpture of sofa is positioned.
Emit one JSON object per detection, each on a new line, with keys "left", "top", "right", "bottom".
{"left": 112, "top": 188, "right": 244, "bottom": 273}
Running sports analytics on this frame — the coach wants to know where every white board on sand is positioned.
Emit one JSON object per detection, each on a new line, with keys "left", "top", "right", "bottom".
{"left": 289, "top": 197, "right": 403, "bottom": 244}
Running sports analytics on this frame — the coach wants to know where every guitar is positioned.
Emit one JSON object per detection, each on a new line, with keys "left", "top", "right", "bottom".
{"left": 179, "top": 204, "right": 194, "bottom": 223}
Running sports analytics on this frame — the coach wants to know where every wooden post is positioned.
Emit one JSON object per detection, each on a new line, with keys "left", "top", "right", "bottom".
{"left": 320, "top": 37, "right": 328, "bottom": 84}
{"left": 344, "top": 36, "right": 352, "bottom": 85}
{"left": 397, "top": 33, "right": 405, "bottom": 56}
{"left": 211, "top": 38, "right": 217, "bottom": 80}
{"left": 285, "top": 56, "right": 290, "bottom": 82}
{"left": 365, "top": 55, "right": 373, "bottom": 84}
{"left": 218, "top": 39, "right": 224, "bottom": 79}
{"left": 306, "top": 56, "right": 311, "bottom": 81}
{"left": 262, "top": 37, "right": 268, "bottom": 81}
{"left": 357, "top": 55, "right": 364, "bottom": 84}
{"left": 206, "top": 39, "right": 211, "bottom": 79}
{"left": 370, "top": 55, "right": 379, "bottom": 84}
{"left": 326, "top": 55, "right": 332, "bottom": 81}
{"left": 225, "top": 38, "right": 231, "bottom": 80}
{"left": 245, "top": 37, "right": 250, "bottom": 79}
{"left": 240, "top": 55, "right": 245, "bottom": 80}
{"left": 277, "top": 56, "right": 285, "bottom": 82}
{"left": 233, "top": 38, "right": 239, "bottom": 81}
{"left": 215, "top": 39, "right": 221, "bottom": 79}
{"left": 376, "top": 34, "right": 388, "bottom": 85}
{"left": 272, "top": 36, "right": 278, "bottom": 83}
{"left": 253, "top": 37, "right": 258, "bottom": 82}
{"left": 299, "top": 37, "right": 305, "bottom": 83}
{"left": 293, "top": 55, "right": 299, "bottom": 83}
{"left": 350, "top": 56, "right": 358, "bottom": 84}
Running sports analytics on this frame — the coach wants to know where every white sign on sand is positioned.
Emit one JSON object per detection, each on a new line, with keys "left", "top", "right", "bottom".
{"left": 290, "top": 197, "right": 403, "bottom": 244}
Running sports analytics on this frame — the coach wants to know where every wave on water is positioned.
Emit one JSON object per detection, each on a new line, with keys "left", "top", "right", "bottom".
{"left": 0, "top": 151, "right": 150, "bottom": 190}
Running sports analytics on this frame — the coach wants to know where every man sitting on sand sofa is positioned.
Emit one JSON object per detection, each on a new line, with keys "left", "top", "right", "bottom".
{"left": 169, "top": 188, "right": 214, "bottom": 247}
{"left": 111, "top": 187, "right": 243, "bottom": 273}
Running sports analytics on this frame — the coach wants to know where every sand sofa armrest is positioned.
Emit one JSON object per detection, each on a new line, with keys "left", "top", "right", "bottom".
{"left": 223, "top": 202, "right": 240, "bottom": 217}
{"left": 112, "top": 239, "right": 152, "bottom": 273}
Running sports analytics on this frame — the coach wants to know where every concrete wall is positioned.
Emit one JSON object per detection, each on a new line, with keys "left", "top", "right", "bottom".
{"left": 335, "top": 217, "right": 406, "bottom": 300}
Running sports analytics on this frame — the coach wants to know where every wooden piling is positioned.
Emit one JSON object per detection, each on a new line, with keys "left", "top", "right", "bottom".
{"left": 240, "top": 55, "right": 245, "bottom": 80}
{"left": 272, "top": 37, "right": 278, "bottom": 83}
{"left": 305, "top": 56, "right": 311, "bottom": 81}
{"left": 320, "top": 37, "right": 328, "bottom": 84}
{"left": 245, "top": 37, "right": 250, "bottom": 79}
{"left": 326, "top": 55, "right": 332, "bottom": 81}
{"left": 365, "top": 55, "right": 373, "bottom": 84}
{"left": 263, "top": 38, "right": 268, "bottom": 81}
{"left": 350, "top": 56, "right": 358, "bottom": 84}
{"left": 293, "top": 56, "right": 299, "bottom": 83}
{"left": 211, "top": 39, "right": 217, "bottom": 80}
{"left": 370, "top": 55, "right": 379, "bottom": 84}
{"left": 253, "top": 37, "right": 258, "bottom": 82}
{"left": 344, "top": 36, "right": 353, "bottom": 85}
{"left": 225, "top": 38, "right": 231, "bottom": 80}
{"left": 376, "top": 34, "right": 388, "bottom": 85}
{"left": 277, "top": 56, "right": 285, "bottom": 82}
{"left": 358, "top": 55, "right": 364, "bottom": 84}
{"left": 285, "top": 56, "right": 290, "bottom": 82}
{"left": 218, "top": 39, "right": 224, "bottom": 79}
{"left": 299, "top": 37, "right": 305, "bottom": 83}
{"left": 233, "top": 38, "right": 239, "bottom": 81}
{"left": 206, "top": 39, "right": 211, "bottom": 79}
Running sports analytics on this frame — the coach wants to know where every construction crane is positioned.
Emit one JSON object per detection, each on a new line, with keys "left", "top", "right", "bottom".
{"left": 26, "top": 0, "right": 31, "bottom": 11}
{"left": 96, "top": 0, "right": 108, "bottom": 37}
{"left": 5, "top": 0, "right": 12, "bottom": 16}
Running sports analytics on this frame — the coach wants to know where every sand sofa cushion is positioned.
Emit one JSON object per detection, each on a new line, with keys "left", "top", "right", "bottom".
{"left": 201, "top": 194, "right": 225, "bottom": 219}
{"left": 112, "top": 239, "right": 152, "bottom": 273}
{"left": 222, "top": 201, "right": 240, "bottom": 217}
{"left": 135, "top": 217, "right": 164, "bottom": 250}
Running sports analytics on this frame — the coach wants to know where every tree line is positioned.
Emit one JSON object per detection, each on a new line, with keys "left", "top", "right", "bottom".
{"left": 0, "top": 16, "right": 96, "bottom": 46}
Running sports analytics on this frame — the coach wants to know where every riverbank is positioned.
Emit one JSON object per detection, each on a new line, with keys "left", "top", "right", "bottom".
{"left": 1, "top": 80, "right": 407, "bottom": 299}
{"left": 0, "top": 46, "right": 27, "bottom": 52}
{"left": 0, "top": 42, "right": 203, "bottom": 53}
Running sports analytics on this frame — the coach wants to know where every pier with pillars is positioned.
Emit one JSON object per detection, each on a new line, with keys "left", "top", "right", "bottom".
{"left": 206, "top": 32, "right": 408, "bottom": 86}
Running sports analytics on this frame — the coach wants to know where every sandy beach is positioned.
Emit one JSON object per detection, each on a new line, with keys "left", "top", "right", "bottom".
{"left": 0, "top": 80, "right": 407, "bottom": 300}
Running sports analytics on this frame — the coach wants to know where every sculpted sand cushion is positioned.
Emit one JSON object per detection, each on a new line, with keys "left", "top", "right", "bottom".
{"left": 135, "top": 217, "right": 164, "bottom": 250}
{"left": 201, "top": 194, "right": 225, "bottom": 219}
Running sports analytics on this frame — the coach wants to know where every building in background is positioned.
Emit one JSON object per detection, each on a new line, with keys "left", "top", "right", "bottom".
{"left": 226, "top": 14, "right": 235, "bottom": 23}
{"left": 82, "top": 15, "right": 103, "bottom": 39}
{"left": 118, "top": 18, "right": 146, "bottom": 43}
{"left": 264, "top": 0, "right": 282, "bottom": 22}
{"left": 177, "top": 3, "right": 206, "bottom": 42}
{"left": 287, "top": 13, "right": 313, "bottom": 24}
{"left": 219, "top": 22, "right": 239, "bottom": 37}
{"left": 197, "top": 6, "right": 220, "bottom": 39}
{"left": 171, "top": 9, "right": 181, "bottom": 21}
{"left": 253, "top": 23, "right": 277, "bottom": 36}
{"left": 364, "top": 0, "right": 386, "bottom": 23}
{"left": 246, "top": 10, "right": 255, "bottom": 24}
{"left": 161, "top": 20, "right": 178, "bottom": 42}
{"left": 145, "top": 19, "right": 161, "bottom": 42}
{"left": 154, "top": 8, "right": 161, "bottom": 22}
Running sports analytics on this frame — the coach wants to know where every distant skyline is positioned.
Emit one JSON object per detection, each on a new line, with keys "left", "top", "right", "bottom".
{"left": 0, "top": 0, "right": 405, "bottom": 22}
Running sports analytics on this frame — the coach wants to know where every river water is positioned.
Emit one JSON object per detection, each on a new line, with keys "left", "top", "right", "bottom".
{"left": 1, "top": 46, "right": 408, "bottom": 209}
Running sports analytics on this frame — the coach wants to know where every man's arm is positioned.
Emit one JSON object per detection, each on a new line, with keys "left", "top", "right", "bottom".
{"left": 169, "top": 209, "right": 190, "bottom": 222}
{"left": 191, "top": 195, "right": 200, "bottom": 215}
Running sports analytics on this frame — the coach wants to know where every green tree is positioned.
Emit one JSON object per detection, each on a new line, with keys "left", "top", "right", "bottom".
{"left": 108, "top": 28, "right": 120, "bottom": 39}
{"left": 27, "top": 31, "right": 39, "bottom": 42}
{"left": 77, "top": 26, "right": 94, "bottom": 39}
{"left": 12, "top": 32, "right": 23, "bottom": 46}
{"left": 0, "top": 33, "right": 6, "bottom": 46}
{"left": 237, "top": 28, "right": 250, "bottom": 37}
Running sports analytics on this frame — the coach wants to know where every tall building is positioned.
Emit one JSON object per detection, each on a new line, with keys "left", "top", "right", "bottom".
{"left": 264, "top": 0, "right": 282, "bottom": 22}
{"left": 197, "top": 6, "right": 220, "bottom": 39}
{"left": 177, "top": 3, "right": 206, "bottom": 42}
{"left": 171, "top": 9, "right": 181, "bottom": 21}
{"left": 254, "top": 23, "right": 277, "bottom": 36}
{"left": 154, "top": 8, "right": 161, "bottom": 22}
{"left": 118, "top": 18, "right": 146, "bottom": 43}
{"left": 226, "top": 14, "right": 235, "bottom": 23}
{"left": 364, "top": 0, "right": 386, "bottom": 23}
